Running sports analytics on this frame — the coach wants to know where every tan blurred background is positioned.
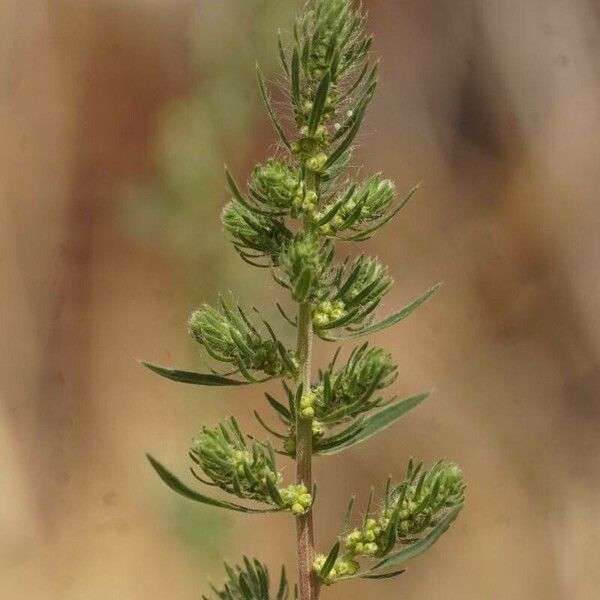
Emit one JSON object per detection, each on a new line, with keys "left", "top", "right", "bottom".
{"left": 1, "top": 1, "right": 599, "bottom": 598}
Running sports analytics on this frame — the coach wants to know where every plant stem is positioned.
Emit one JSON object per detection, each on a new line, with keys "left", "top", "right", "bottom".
{"left": 295, "top": 301, "right": 318, "bottom": 600}
{"left": 295, "top": 167, "right": 319, "bottom": 600}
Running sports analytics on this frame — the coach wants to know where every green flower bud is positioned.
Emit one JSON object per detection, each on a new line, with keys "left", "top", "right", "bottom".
{"left": 301, "top": 406, "right": 315, "bottom": 419}
{"left": 304, "top": 190, "right": 318, "bottom": 207}
{"left": 298, "top": 493, "right": 313, "bottom": 508}
{"left": 389, "top": 461, "right": 465, "bottom": 540}
{"left": 309, "top": 343, "right": 397, "bottom": 425}
{"left": 279, "top": 483, "right": 312, "bottom": 515}
{"left": 222, "top": 200, "right": 290, "bottom": 264}
{"left": 363, "top": 530, "right": 376, "bottom": 542}
{"left": 188, "top": 297, "right": 298, "bottom": 380}
{"left": 336, "top": 462, "right": 464, "bottom": 561}
{"left": 318, "top": 174, "right": 397, "bottom": 238}
{"left": 346, "top": 530, "right": 362, "bottom": 546}
{"left": 283, "top": 436, "right": 296, "bottom": 455}
{"left": 330, "top": 307, "right": 345, "bottom": 320}
{"left": 363, "top": 542, "right": 378, "bottom": 556}
{"left": 306, "top": 152, "right": 328, "bottom": 172}
{"left": 300, "top": 391, "right": 316, "bottom": 409}
{"left": 249, "top": 159, "right": 302, "bottom": 211}
{"left": 191, "top": 418, "right": 283, "bottom": 504}
{"left": 321, "top": 557, "right": 360, "bottom": 584}
{"left": 313, "top": 555, "right": 326, "bottom": 573}
{"left": 278, "top": 232, "right": 332, "bottom": 301}
{"left": 311, "top": 420, "right": 325, "bottom": 438}
{"left": 313, "top": 256, "right": 393, "bottom": 334}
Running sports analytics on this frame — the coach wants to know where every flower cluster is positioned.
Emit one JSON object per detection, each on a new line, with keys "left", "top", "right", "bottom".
{"left": 280, "top": 483, "right": 314, "bottom": 516}
{"left": 284, "top": 0, "right": 374, "bottom": 172}
{"left": 191, "top": 418, "right": 311, "bottom": 515}
{"left": 313, "top": 554, "right": 360, "bottom": 585}
{"left": 277, "top": 232, "right": 334, "bottom": 302}
{"left": 191, "top": 419, "right": 281, "bottom": 503}
{"left": 249, "top": 159, "right": 304, "bottom": 214}
{"left": 313, "top": 461, "right": 465, "bottom": 584}
{"left": 345, "top": 461, "right": 465, "bottom": 559}
{"left": 312, "top": 256, "right": 392, "bottom": 334}
{"left": 383, "top": 460, "right": 465, "bottom": 541}
{"left": 315, "top": 174, "right": 396, "bottom": 237}
{"left": 301, "top": 0, "right": 370, "bottom": 88}
{"left": 256, "top": 343, "right": 398, "bottom": 456}
{"left": 188, "top": 296, "right": 298, "bottom": 381}
{"left": 221, "top": 200, "right": 291, "bottom": 266}
{"left": 298, "top": 390, "right": 318, "bottom": 419}
{"left": 259, "top": 344, "right": 396, "bottom": 456}
{"left": 313, "top": 343, "right": 397, "bottom": 425}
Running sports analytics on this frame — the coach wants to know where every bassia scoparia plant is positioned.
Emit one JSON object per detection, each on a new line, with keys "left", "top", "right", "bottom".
{"left": 143, "top": 1, "right": 465, "bottom": 598}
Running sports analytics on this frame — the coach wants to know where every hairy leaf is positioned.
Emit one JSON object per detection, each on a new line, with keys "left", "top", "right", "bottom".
{"left": 256, "top": 65, "right": 292, "bottom": 150}
{"left": 146, "top": 454, "right": 278, "bottom": 513}
{"left": 141, "top": 361, "right": 249, "bottom": 386}
{"left": 317, "top": 392, "right": 430, "bottom": 455}
{"left": 319, "top": 541, "right": 341, "bottom": 579}
{"left": 369, "top": 505, "right": 463, "bottom": 573}
{"left": 320, "top": 283, "right": 442, "bottom": 341}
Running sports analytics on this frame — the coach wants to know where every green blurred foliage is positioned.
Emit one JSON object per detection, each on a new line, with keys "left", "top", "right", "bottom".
{"left": 120, "top": 0, "right": 297, "bottom": 291}
{"left": 120, "top": 0, "right": 297, "bottom": 561}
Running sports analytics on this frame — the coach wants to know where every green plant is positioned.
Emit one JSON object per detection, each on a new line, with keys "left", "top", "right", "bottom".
{"left": 143, "top": 1, "right": 465, "bottom": 598}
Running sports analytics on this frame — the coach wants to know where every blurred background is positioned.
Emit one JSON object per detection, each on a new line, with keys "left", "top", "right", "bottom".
{"left": 1, "top": 0, "right": 599, "bottom": 598}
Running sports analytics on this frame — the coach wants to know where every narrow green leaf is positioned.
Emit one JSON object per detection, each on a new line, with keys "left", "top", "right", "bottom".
{"left": 276, "top": 566, "right": 289, "bottom": 600}
{"left": 291, "top": 48, "right": 301, "bottom": 106}
{"left": 319, "top": 541, "right": 340, "bottom": 579}
{"left": 315, "top": 185, "right": 355, "bottom": 227}
{"left": 321, "top": 283, "right": 442, "bottom": 341}
{"left": 254, "top": 411, "right": 287, "bottom": 440}
{"left": 265, "top": 393, "right": 293, "bottom": 421}
{"left": 339, "top": 61, "right": 369, "bottom": 103}
{"left": 323, "top": 105, "right": 365, "bottom": 170}
{"left": 225, "top": 167, "right": 249, "bottom": 204}
{"left": 293, "top": 267, "right": 314, "bottom": 302}
{"left": 141, "top": 361, "right": 248, "bottom": 386}
{"left": 344, "top": 496, "right": 355, "bottom": 528}
{"left": 308, "top": 71, "right": 331, "bottom": 135}
{"left": 239, "top": 573, "right": 253, "bottom": 598}
{"left": 317, "top": 392, "right": 430, "bottom": 455}
{"left": 146, "top": 455, "right": 278, "bottom": 513}
{"left": 266, "top": 475, "right": 286, "bottom": 507}
{"left": 315, "top": 419, "right": 365, "bottom": 450}
{"left": 322, "top": 148, "right": 352, "bottom": 182}
{"left": 332, "top": 77, "right": 377, "bottom": 142}
{"left": 380, "top": 505, "right": 401, "bottom": 555}
{"left": 369, "top": 505, "right": 463, "bottom": 573}
{"left": 276, "top": 302, "right": 297, "bottom": 326}
{"left": 340, "top": 183, "right": 421, "bottom": 242}
{"left": 225, "top": 168, "right": 285, "bottom": 218}
{"left": 277, "top": 30, "right": 290, "bottom": 76}
{"left": 361, "top": 569, "right": 406, "bottom": 580}
{"left": 256, "top": 65, "right": 292, "bottom": 150}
